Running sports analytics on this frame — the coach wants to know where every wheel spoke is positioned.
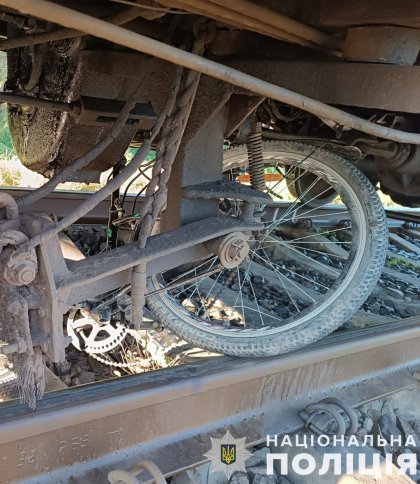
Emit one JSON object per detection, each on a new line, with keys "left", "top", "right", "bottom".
{"left": 246, "top": 271, "right": 267, "bottom": 327}
{"left": 282, "top": 244, "right": 348, "bottom": 260}
{"left": 261, "top": 237, "right": 341, "bottom": 275}
{"left": 263, "top": 183, "right": 337, "bottom": 238}
{"left": 271, "top": 182, "right": 336, "bottom": 230}
{"left": 236, "top": 266, "right": 247, "bottom": 325}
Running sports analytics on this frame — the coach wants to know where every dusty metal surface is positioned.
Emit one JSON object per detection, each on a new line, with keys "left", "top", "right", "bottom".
{"left": 343, "top": 26, "right": 420, "bottom": 65}
{"left": 60, "top": 216, "right": 262, "bottom": 300}
{"left": 289, "top": 0, "right": 420, "bottom": 30}
{"left": 228, "top": 59, "right": 420, "bottom": 114}
{"left": 6, "top": 42, "right": 147, "bottom": 181}
{"left": 164, "top": 91, "right": 230, "bottom": 230}
{"left": 0, "top": 317, "right": 418, "bottom": 482}
{"left": 1, "top": 187, "right": 414, "bottom": 227}
{"left": 2, "top": 187, "right": 416, "bottom": 225}
{"left": 157, "top": 0, "right": 341, "bottom": 51}
{"left": 0, "top": 188, "right": 138, "bottom": 224}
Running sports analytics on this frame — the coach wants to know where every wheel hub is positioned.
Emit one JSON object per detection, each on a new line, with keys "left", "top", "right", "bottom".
{"left": 216, "top": 232, "right": 250, "bottom": 269}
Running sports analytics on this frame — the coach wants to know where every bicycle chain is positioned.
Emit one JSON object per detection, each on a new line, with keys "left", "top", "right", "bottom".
{"left": 86, "top": 329, "right": 147, "bottom": 369}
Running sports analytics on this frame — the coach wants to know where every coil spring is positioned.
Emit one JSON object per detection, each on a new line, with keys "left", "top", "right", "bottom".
{"left": 246, "top": 122, "right": 265, "bottom": 191}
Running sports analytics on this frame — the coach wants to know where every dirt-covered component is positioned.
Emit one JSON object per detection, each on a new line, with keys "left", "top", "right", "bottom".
{"left": 0, "top": 281, "right": 44, "bottom": 409}
{"left": 148, "top": 142, "right": 388, "bottom": 357}
{"left": 0, "top": 194, "right": 44, "bottom": 408}
{"left": 6, "top": 34, "right": 141, "bottom": 181}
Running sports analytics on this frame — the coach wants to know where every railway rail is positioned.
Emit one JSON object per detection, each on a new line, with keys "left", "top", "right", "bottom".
{"left": 0, "top": 315, "right": 419, "bottom": 483}
{"left": 0, "top": 188, "right": 139, "bottom": 225}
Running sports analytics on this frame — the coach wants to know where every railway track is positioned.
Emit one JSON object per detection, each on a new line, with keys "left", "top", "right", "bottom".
{"left": 0, "top": 187, "right": 418, "bottom": 482}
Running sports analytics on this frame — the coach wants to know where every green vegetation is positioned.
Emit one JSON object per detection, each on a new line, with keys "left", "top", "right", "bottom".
{"left": 0, "top": 52, "right": 14, "bottom": 159}
{"left": 387, "top": 255, "right": 420, "bottom": 273}
{"left": 0, "top": 167, "right": 21, "bottom": 186}
{"left": 0, "top": 108, "right": 14, "bottom": 158}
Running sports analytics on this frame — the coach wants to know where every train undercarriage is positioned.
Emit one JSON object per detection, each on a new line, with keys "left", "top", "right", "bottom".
{"left": 0, "top": 0, "right": 419, "bottom": 407}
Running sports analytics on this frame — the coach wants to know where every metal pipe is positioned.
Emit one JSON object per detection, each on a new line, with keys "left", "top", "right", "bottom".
{"left": 158, "top": 0, "right": 319, "bottom": 49}
{"left": 209, "top": 0, "right": 341, "bottom": 50}
{"left": 160, "top": 0, "right": 341, "bottom": 51}
{"left": 3, "top": 0, "right": 420, "bottom": 144}
{"left": 0, "top": 6, "right": 141, "bottom": 51}
{"left": 0, "top": 92, "right": 74, "bottom": 112}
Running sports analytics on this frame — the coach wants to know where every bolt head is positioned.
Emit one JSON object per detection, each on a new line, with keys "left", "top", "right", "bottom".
{"left": 18, "top": 265, "right": 36, "bottom": 284}
{"left": 8, "top": 260, "right": 37, "bottom": 286}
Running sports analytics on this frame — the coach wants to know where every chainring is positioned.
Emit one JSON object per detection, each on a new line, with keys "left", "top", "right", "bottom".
{"left": 67, "top": 310, "right": 128, "bottom": 355}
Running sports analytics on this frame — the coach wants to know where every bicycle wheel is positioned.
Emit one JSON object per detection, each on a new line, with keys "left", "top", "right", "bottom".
{"left": 147, "top": 142, "right": 387, "bottom": 357}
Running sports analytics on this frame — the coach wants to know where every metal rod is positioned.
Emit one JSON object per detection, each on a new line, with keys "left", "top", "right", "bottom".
{"left": 158, "top": 0, "right": 320, "bottom": 50}
{"left": 209, "top": 0, "right": 341, "bottom": 49}
{"left": 108, "top": 163, "right": 122, "bottom": 250}
{"left": 0, "top": 92, "right": 74, "bottom": 112}
{"left": 0, "top": 6, "right": 141, "bottom": 51}
{"left": 4, "top": 0, "right": 420, "bottom": 144}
